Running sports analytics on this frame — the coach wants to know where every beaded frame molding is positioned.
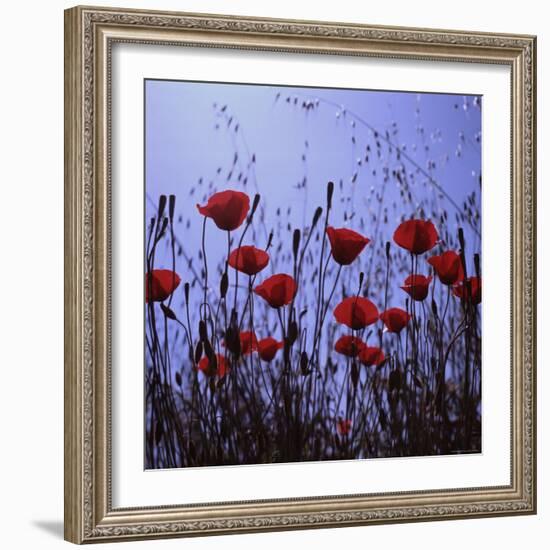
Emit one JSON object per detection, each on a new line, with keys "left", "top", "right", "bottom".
{"left": 64, "top": 5, "right": 536, "bottom": 544}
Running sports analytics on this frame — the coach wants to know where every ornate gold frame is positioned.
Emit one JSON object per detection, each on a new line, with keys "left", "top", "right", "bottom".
{"left": 64, "top": 5, "right": 537, "bottom": 544}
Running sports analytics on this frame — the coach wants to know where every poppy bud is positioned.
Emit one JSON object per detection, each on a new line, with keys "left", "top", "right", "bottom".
{"left": 300, "top": 351, "right": 309, "bottom": 375}
{"left": 326, "top": 181, "right": 334, "bottom": 210}
{"left": 312, "top": 206, "right": 323, "bottom": 227}
{"left": 250, "top": 193, "right": 261, "bottom": 217}
{"left": 158, "top": 217, "right": 168, "bottom": 240}
{"left": 385, "top": 241, "right": 391, "bottom": 259}
{"left": 168, "top": 194, "right": 176, "bottom": 221}
{"left": 184, "top": 282, "right": 190, "bottom": 303}
{"left": 359, "top": 271, "right": 364, "bottom": 289}
{"left": 266, "top": 231, "right": 274, "bottom": 250}
{"left": 220, "top": 272, "right": 229, "bottom": 298}
{"left": 175, "top": 371, "right": 182, "bottom": 386}
{"left": 288, "top": 320, "right": 299, "bottom": 346}
{"left": 160, "top": 303, "right": 177, "bottom": 320}
{"left": 225, "top": 326, "right": 241, "bottom": 356}
{"left": 293, "top": 229, "right": 301, "bottom": 260}
{"left": 158, "top": 194, "right": 167, "bottom": 219}
{"left": 198, "top": 320, "right": 208, "bottom": 342}
{"left": 431, "top": 298, "right": 438, "bottom": 317}
{"left": 194, "top": 341, "right": 203, "bottom": 364}
{"left": 203, "top": 339, "right": 214, "bottom": 360}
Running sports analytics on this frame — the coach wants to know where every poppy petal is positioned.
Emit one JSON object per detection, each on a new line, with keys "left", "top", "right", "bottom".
{"left": 326, "top": 226, "right": 370, "bottom": 265}
{"left": 196, "top": 190, "right": 250, "bottom": 231}
{"left": 393, "top": 219, "right": 438, "bottom": 254}
{"left": 333, "top": 297, "right": 379, "bottom": 330}
{"left": 254, "top": 274, "right": 297, "bottom": 308}
{"left": 145, "top": 269, "right": 181, "bottom": 303}
{"left": 228, "top": 246, "right": 269, "bottom": 276}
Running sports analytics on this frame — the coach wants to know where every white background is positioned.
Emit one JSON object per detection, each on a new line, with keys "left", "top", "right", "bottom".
{"left": 0, "top": 0, "right": 546, "bottom": 548}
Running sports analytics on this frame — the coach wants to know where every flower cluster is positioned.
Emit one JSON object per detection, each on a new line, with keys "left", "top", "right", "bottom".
{"left": 329, "top": 218, "right": 480, "bottom": 371}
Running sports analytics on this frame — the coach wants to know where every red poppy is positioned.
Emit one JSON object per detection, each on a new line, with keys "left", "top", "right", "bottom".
{"left": 334, "top": 335, "right": 365, "bottom": 357}
{"left": 254, "top": 274, "right": 297, "bottom": 308}
{"left": 393, "top": 219, "right": 438, "bottom": 254}
{"left": 336, "top": 418, "right": 352, "bottom": 436}
{"left": 428, "top": 251, "right": 464, "bottom": 285}
{"left": 358, "top": 346, "right": 385, "bottom": 367}
{"left": 333, "top": 297, "right": 379, "bottom": 330}
{"left": 197, "top": 354, "right": 230, "bottom": 378}
{"left": 452, "top": 276, "right": 482, "bottom": 305}
{"left": 380, "top": 308, "right": 411, "bottom": 333}
{"left": 400, "top": 274, "right": 433, "bottom": 302}
{"left": 239, "top": 331, "right": 258, "bottom": 355}
{"left": 326, "top": 226, "right": 370, "bottom": 265}
{"left": 196, "top": 190, "right": 250, "bottom": 231}
{"left": 145, "top": 269, "right": 181, "bottom": 303}
{"left": 228, "top": 245, "right": 269, "bottom": 276}
{"left": 257, "top": 337, "right": 284, "bottom": 362}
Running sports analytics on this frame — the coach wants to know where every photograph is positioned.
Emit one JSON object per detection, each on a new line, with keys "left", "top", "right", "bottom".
{"left": 144, "top": 80, "right": 482, "bottom": 469}
{"left": 61, "top": 5, "right": 537, "bottom": 543}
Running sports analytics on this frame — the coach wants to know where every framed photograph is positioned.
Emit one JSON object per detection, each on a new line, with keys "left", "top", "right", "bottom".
{"left": 64, "top": 5, "right": 537, "bottom": 544}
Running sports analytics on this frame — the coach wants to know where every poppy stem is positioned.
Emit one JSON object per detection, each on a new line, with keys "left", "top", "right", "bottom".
{"left": 201, "top": 216, "right": 209, "bottom": 322}
{"left": 311, "top": 183, "right": 332, "bottom": 368}
{"left": 310, "top": 263, "right": 342, "bottom": 369}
